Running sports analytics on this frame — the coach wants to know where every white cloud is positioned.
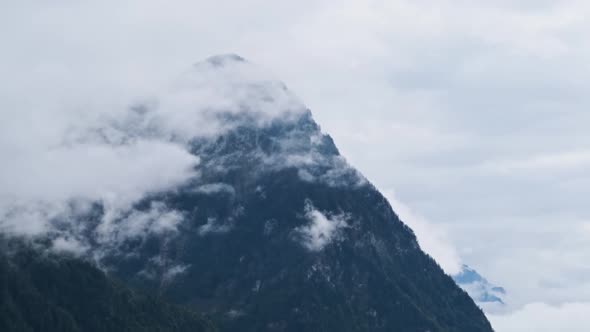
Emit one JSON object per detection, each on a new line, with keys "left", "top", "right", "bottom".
{"left": 0, "top": 140, "right": 197, "bottom": 240}
{"left": 296, "top": 202, "right": 348, "bottom": 252}
{"left": 0, "top": 203, "right": 57, "bottom": 237}
{"left": 194, "top": 183, "right": 235, "bottom": 195}
{"left": 0, "top": 50, "right": 305, "bottom": 248}
{"left": 489, "top": 302, "right": 590, "bottom": 332}
{"left": 97, "top": 202, "right": 183, "bottom": 245}
{"left": 163, "top": 264, "right": 190, "bottom": 282}
{"left": 0, "top": 141, "right": 197, "bottom": 205}
{"left": 198, "top": 217, "right": 232, "bottom": 236}
{"left": 173, "top": 55, "right": 306, "bottom": 122}
{"left": 479, "top": 150, "right": 590, "bottom": 173}
{"left": 51, "top": 236, "right": 89, "bottom": 256}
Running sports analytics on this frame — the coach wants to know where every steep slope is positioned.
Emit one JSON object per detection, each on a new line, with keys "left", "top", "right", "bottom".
{"left": 93, "top": 55, "right": 494, "bottom": 331}
{"left": 0, "top": 241, "right": 216, "bottom": 332}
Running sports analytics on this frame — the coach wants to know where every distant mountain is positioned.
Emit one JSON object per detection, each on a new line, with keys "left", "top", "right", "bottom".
{"left": 454, "top": 264, "right": 506, "bottom": 311}
{"left": 0, "top": 54, "right": 493, "bottom": 332}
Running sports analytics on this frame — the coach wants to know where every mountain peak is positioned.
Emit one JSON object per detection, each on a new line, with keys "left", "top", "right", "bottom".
{"left": 203, "top": 53, "right": 247, "bottom": 67}
{"left": 177, "top": 55, "right": 307, "bottom": 126}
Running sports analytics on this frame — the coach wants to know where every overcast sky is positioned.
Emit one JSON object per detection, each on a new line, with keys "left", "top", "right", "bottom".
{"left": 2, "top": 1, "right": 590, "bottom": 330}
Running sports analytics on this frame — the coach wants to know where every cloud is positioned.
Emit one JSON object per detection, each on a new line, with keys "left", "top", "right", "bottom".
{"left": 162, "top": 264, "right": 190, "bottom": 282}
{"left": 0, "top": 140, "right": 198, "bottom": 239}
{"left": 176, "top": 55, "right": 306, "bottom": 122}
{"left": 97, "top": 202, "right": 184, "bottom": 245}
{"left": 489, "top": 302, "right": 590, "bottom": 332}
{"left": 194, "top": 183, "right": 235, "bottom": 195}
{"left": 296, "top": 201, "right": 348, "bottom": 251}
{"left": 198, "top": 217, "right": 233, "bottom": 236}
{"left": 0, "top": 51, "right": 306, "bottom": 253}
{"left": 0, "top": 141, "right": 198, "bottom": 206}
{"left": 138, "top": 255, "right": 191, "bottom": 282}
{"left": 51, "top": 236, "right": 89, "bottom": 256}
{"left": 479, "top": 150, "right": 590, "bottom": 173}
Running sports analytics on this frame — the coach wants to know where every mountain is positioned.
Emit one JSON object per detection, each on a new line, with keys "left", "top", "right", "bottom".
{"left": 454, "top": 264, "right": 506, "bottom": 312}
{"left": 0, "top": 54, "right": 493, "bottom": 331}
{"left": 93, "top": 55, "right": 493, "bottom": 331}
{"left": 0, "top": 240, "right": 216, "bottom": 332}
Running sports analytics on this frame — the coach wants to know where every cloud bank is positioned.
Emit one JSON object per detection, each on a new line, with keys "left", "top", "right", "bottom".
{"left": 489, "top": 302, "right": 590, "bottom": 332}
{"left": 0, "top": 53, "right": 309, "bottom": 262}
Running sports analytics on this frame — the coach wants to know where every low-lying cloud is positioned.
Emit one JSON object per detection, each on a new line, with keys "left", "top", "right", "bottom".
{"left": 296, "top": 201, "right": 348, "bottom": 251}
{"left": 0, "top": 54, "right": 308, "bottom": 263}
{"left": 0, "top": 140, "right": 198, "bottom": 238}
{"left": 489, "top": 302, "right": 590, "bottom": 332}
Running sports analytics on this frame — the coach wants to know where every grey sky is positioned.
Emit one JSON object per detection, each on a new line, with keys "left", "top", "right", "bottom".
{"left": 2, "top": 1, "right": 590, "bottom": 330}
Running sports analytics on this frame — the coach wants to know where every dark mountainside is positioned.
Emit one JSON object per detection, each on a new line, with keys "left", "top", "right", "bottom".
{"left": 0, "top": 241, "right": 216, "bottom": 332}
{"left": 0, "top": 55, "right": 493, "bottom": 331}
